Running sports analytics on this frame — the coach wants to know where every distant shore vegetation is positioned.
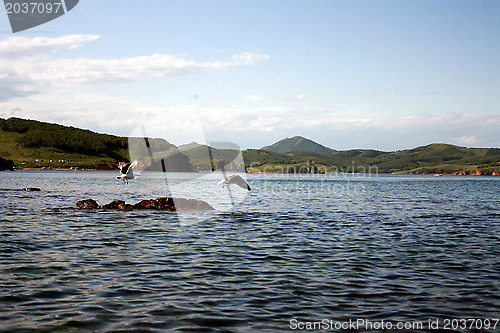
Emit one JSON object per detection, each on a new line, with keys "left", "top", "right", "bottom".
{"left": 1, "top": 117, "right": 499, "bottom": 175}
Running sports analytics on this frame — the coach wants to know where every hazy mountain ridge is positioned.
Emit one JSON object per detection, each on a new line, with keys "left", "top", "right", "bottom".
{"left": 1, "top": 117, "right": 499, "bottom": 174}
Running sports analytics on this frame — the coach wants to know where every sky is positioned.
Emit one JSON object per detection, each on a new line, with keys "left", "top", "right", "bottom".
{"left": 0, "top": 0, "right": 499, "bottom": 151}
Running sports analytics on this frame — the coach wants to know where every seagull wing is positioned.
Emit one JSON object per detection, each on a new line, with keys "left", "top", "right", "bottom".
{"left": 119, "top": 163, "right": 131, "bottom": 175}
{"left": 227, "top": 174, "right": 251, "bottom": 191}
{"left": 126, "top": 161, "right": 138, "bottom": 177}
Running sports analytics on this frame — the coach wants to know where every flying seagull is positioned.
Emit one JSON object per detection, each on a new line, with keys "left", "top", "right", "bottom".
{"left": 218, "top": 174, "right": 251, "bottom": 191}
{"left": 117, "top": 161, "right": 138, "bottom": 184}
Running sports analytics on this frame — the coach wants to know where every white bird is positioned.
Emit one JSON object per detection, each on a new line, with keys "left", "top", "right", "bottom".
{"left": 218, "top": 174, "right": 251, "bottom": 191}
{"left": 117, "top": 161, "right": 138, "bottom": 184}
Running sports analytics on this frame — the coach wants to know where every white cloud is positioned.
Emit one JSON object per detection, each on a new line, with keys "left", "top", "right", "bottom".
{"left": 0, "top": 94, "right": 141, "bottom": 135}
{"left": 229, "top": 52, "right": 269, "bottom": 66}
{"left": 0, "top": 34, "right": 100, "bottom": 57}
{"left": 2, "top": 91, "right": 499, "bottom": 150}
{"left": 200, "top": 109, "right": 500, "bottom": 150}
{"left": 455, "top": 136, "right": 478, "bottom": 146}
{"left": 0, "top": 34, "right": 269, "bottom": 102}
{"left": 1, "top": 34, "right": 497, "bottom": 151}
{"left": 318, "top": 113, "right": 500, "bottom": 150}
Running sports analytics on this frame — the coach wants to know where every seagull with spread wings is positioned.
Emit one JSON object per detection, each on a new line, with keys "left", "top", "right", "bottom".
{"left": 218, "top": 174, "right": 251, "bottom": 191}
{"left": 117, "top": 161, "right": 138, "bottom": 184}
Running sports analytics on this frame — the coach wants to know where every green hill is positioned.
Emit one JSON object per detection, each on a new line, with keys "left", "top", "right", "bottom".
{"left": 262, "top": 136, "right": 335, "bottom": 154}
{"left": 245, "top": 143, "right": 500, "bottom": 175}
{"left": 1, "top": 117, "right": 499, "bottom": 174}
{"left": 0, "top": 117, "right": 130, "bottom": 169}
{"left": 0, "top": 117, "right": 192, "bottom": 171}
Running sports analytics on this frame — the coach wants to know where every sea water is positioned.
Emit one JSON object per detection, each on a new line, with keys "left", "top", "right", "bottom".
{"left": 0, "top": 171, "right": 499, "bottom": 332}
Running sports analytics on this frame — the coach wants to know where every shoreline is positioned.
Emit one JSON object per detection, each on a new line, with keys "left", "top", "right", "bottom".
{"left": 7, "top": 168, "right": 499, "bottom": 176}
{"left": 18, "top": 168, "right": 115, "bottom": 172}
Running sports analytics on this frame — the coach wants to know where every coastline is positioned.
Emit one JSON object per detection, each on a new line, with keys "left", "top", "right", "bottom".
{"left": 8, "top": 168, "right": 500, "bottom": 176}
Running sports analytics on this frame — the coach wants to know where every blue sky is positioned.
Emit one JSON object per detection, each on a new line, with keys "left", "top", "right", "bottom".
{"left": 0, "top": 0, "right": 499, "bottom": 150}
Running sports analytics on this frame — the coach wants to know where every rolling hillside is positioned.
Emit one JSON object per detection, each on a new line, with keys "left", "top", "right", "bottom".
{"left": 0, "top": 117, "right": 128, "bottom": 169}
{"left": 245, "top": 143, "right": 500, "bottom": 175}
{"left": 1, "top": 117, "right": 499, "bottom": 174}
{"left": 0, "top": 117, "right": 192, "bottom": 171}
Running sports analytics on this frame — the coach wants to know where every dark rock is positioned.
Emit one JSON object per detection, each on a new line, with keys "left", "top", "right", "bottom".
{"left": 22, "top": 187, "right": 41, "bottom": 191}
{"left": 0, "top": 187, "right": 42, "bottom": 191}
{"left": 102, "top": 200, "right": 133, "bottom": 210}
{"left": 76, "top": 199, "right": 100, "bottom": 209}
{"left": 173, "top": 198, "right": 215, "bottom": 211}
{"left": 76, "top": 197, "right": 214, "bottom": 211}
{"left": 130, "top": 197, "right": 214, "bottom": 211}
{"left": 132, "top": 197, "right": 176, "bottom": 211}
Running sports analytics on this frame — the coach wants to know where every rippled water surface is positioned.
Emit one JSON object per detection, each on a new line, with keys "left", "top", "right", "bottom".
{"left": 0, "top": 171, "right": 499, "bottom": 332}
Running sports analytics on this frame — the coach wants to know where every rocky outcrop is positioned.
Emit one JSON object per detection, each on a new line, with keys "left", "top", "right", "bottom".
{"left": 22, "top": 187, "right": 41, "bottom": 191}
{"left": 103, "top": 200, "right": 129, "bottom": 210}
{"left": 471, "top": 169, "right": 500, "bottom": 176}
{"left": 76, "top": 199, "right": 100, "bottom": 209}
{"left": 452, "top": 169, "right": 500, "bottom": 176}
{"left": 0, "top": 187, "right": 41, "bottom": 191}
{"left": 77, "top": 197, "right": 214, "bottom": 211}
{"left": 133, "top": 198, "right": 176, "bottom": 210}
{"left": 169, "top": 198, "right": 215, "bottom": 211}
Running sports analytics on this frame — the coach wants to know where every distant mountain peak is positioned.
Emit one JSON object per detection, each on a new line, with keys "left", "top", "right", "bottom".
{"left": 262, "top": 136, "right": 334, "bottom": 154}
{"left": 178, "top": 142, "right": 206, "bottom": 151}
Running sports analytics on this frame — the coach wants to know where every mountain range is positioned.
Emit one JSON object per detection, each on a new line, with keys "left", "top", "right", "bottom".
{"left": 1, "top": 117, "right": 499, "bottom": 175}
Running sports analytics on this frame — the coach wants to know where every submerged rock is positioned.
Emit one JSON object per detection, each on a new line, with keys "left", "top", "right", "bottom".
{"left": 132, "top": 198, "right": 176, "bottom": 210}
{"left": 102, "top": 200, "right": 132, "bottom": 210}
{"left": 0, "top": 187, "right": 41, "bottom": 191}
{"left": 76, "top": 197, "right": 214, "bottom": 211}
{"left": 22, "top": 187, "right": 41, "bottom": 191}
{"left": 76, "top": 199, "right": 101, "bottom": 209}
{"left": 173, "top": 198, "right": 215, "bottom": 211}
